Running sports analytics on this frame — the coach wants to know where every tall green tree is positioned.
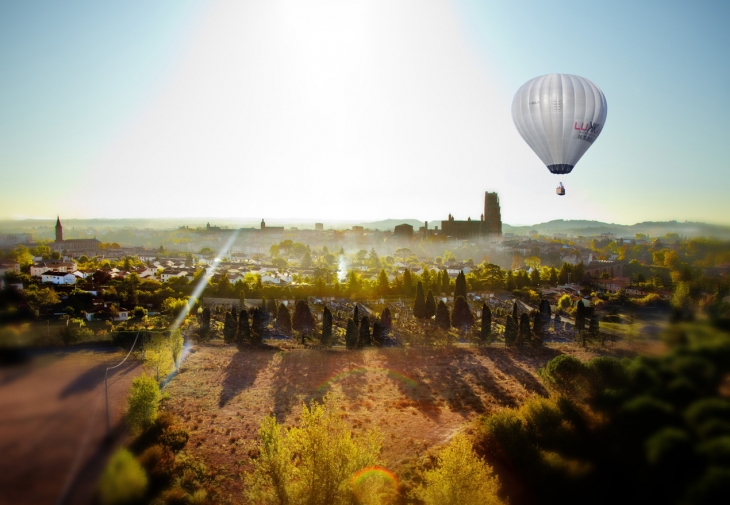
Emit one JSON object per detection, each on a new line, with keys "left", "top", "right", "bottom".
{"left": 292, "top": 300, "right": 314, "bottom": 343}
{"left": 539, "top": 299, "right": 552, "bottom": 328}
{"left": 588, "top": 311, "right": 600, "bottom": 345}
{"left": 441, "top": 270, "right": 450, "bottom": 294}
{"left": 358, "top": 316, "right": 371, "bottom": 347}
{"left": 435, "top": 301, "right": 451, "bottom": 330}
{"left": 519, "top": 313, "right": 532, "bottom": 345}
{"left": 251, "top": 307, "right": 265, "bottom": 344}
{"left": 575, "top": 301, "right": 587, "bottom": 335}
{"left": 353, "top": 304, "right": 360, "bottom": 325}
{"left": 454, "top": 271, "right": 467, "bottom": 300}
{"left": 276, "top": 304, "right": 292, "bottom": 336}
{"left": 238, "top": 309, "right": 250, "bottom": 344}
{"left": 549, "top": 267, "right": 559, "bottom": 286}
{"left": 200, "top": 307, "right": 211, "bottom": 340}
{"left": 377, "top": 269, "right": 389, "bottom": 295}
{"left": 451, "top": 296, "right": 474, "bottom": 331}
{"left": 267, "top": 298, "right": 277, "bottom": 318}
{"left": 403, "top": 269, "right": 413, "bottom": 296}
{"left": 381, "top": 307, "right": 392, "bottom": 334}
{"left": 506, "top": 270, "right": 516, "bottom": 291}
{"left": 413, "top": 281, "right": 427, "bottom": 318}
{"left": 425, "top": 289, "right": 437, "bottom": 318}
{"left": 224, "top": 312, "right": 236, "bottom": 344}
{"left": 481, "top": 304, "right": 492, "bottom": 344}
{"left": 505, "top": 315, "right": 517, "bottom": 346}
{"left": 345, "top": 318, "right": 357, "bottom": 350}
{"left": 530, "top": 268, "right": 540, "bottom": 287}
{"left": 532, "top": 311, "right": 543, "bottom": 346}
{"left": 372, "top": 320, "right": 383, "bottom": 347}
{"left": 321, "top": 306, "right": 333, "bottom": 346}
{"left": 512, "top": 301, "right": 519, "bottom": 323}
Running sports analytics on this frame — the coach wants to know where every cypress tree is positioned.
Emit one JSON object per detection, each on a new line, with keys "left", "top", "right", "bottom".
{"left": 481, "top": 304, "right": 492, "bottom": 344}
{"left": 251, "top": 307, "right": 265, "bottom": 344}
{"left": 413, "top": 281, "right": 427, "bottom": 318}
{"left": 238, "top": 309, "right": 250, "bottom": 344}
{"left": 292, "top": 300, "right": 314, "bottom": 343}
{"left": 358, "top": 315, "right": 371, "bottom": 347}
{"left": 381, "top": 307, "right": 392, "bottom": 334}
{"left": 506, "top": 271, "right": 516, "bottom": 291}
{"left": 345, "top": 318, "right": 357, "bottom": 350}
{"left": 540, "top": 299, "right": 551, "bottom": 328}
{"left": 267, "top": 298, "right": 277, "bottom": 318}
{"left": 260, "top": 296, "right": 268, "bottom": 324}
{"left": 435, "top": 301, "right": 450, "bottom": 330}
{"left": 231, "top": 308, "right": 237, "bottom": 325}
{"left": 321, "top": 306, "right": 333, "bottom": 346}
{"left": 200, "top": 307, "right": 211, "bottom": 341}
{"left": 425, "top": 289, "right": 437, "bottom": 318}
{"left": 532, "top": 311, "right": 543, "bottom": 346}
{"left": 454, "top": 271, "right": 467, "bottom": 300}
{"left": 451, "top": 296, "right": 474, "bottom": 330}
{"left": 276, "top": 304, "right": 292, "bottom": 336}
{"left": 512, "top": 301, "right": 519, "bottom": 322}
{"left": 353, "top": 305, "right": 360, "bottom": 325}
{"left": 223, "top": 312, "right": 236, "bottom": 344}
{"left": 575, "top": 301, "right": 586, "bottom": 335}
{"left": 372, "top": 320, "right": 383, "bottom": 347}
{"left": 505, "top": 315, "right": 517, "bottom": 346}
{"left": 588, "top": 311, "right": 599, "bottom": 341}
{"left": 441, "top": 270, "right": 450, "bottom": 294}
{"left": 519, "top": 313, "right": 532, "bottom": 345}
{"left": 554, "top": 311, "right": 562, "bottom": 332}
{"left": 403, "top": 269, "right": 413, "bottom": 296}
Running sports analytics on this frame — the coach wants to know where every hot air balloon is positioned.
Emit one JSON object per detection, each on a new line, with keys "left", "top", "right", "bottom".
{"left": 511, "top": 74, "right": 607, "bottom": 196}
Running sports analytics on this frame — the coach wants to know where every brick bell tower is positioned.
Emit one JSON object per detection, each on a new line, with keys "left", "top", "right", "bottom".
{"left": 55, "top": 216, "right": 63, "bottom": 242}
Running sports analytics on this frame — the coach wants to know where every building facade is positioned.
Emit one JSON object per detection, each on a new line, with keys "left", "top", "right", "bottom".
{"left": 49, "top": 216, "right": 100, "bottom": 256}
{"left": 441, "top": 192, "right": 502, "bottom": 240}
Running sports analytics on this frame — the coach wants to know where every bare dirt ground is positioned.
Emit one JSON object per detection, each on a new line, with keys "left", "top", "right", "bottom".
{"left": 163, "top": 340, "right": 641, "bottom": 501}
{"left": 0, "top": 349, "right": 142, "bottom": 505}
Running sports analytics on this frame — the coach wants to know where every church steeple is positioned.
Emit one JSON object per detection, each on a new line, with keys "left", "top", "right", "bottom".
{"left": 55, "top": 216, "right": 63, "bottom": 243}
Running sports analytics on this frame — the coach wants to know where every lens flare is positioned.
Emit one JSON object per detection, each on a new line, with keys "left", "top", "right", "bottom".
{"left": 350, "top": 466, "right": 398, "bottom": 505}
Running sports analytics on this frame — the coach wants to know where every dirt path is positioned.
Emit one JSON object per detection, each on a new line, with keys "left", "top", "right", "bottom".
{"left": 0, "top": 350, "right": 142, "bottom": 505}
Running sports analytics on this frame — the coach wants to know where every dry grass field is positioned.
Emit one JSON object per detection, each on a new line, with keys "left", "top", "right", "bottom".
{"left": 162, "top": 339, "right": 648, "bottom": 500}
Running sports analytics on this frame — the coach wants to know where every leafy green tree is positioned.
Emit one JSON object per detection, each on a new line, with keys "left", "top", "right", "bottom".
{"left": 481, "top": 304, "right": 492, "bottom": 344}
{"left": 425, "top": 289, "right": 437, "bottom": 318}
{"left": 414, "top": 434, "right": 503, "bottom": 505}
{"left": 530, "top": 268, "right": 540, "bottom": 287}
{"left": 358, "top": 316, "right": 371, "bottom": 347}
{"left": 436, "top": 301, "right": 451, "bottom": 330}
{"left": 451, "top": 296, "right": 474, "bottom": 330}
{"left": 413, "top": 281, "right": 427, "bottom": 319}
{"left": 558, "top": 263, "right": 573, "bottom": 285}
{"left": 345, "top": 318, "right": 357, "bottom": 350}
{"left": 454, "top": 271, "right": 467, "bottom": 300}
{"left": 276, "top": 304, "right": 292, "bottom": 336}
{"left": 146, "top": 333, "right": 173, "bottom": 382}
{"left": 549, "top": 267, "right": 559, "bottom": 286}
{"left": 245, "top": 394, "right": 381, "bottom": 505}
{"left": 126, "top": 374, "right": 160, "bottom": 433}
{"left": 98, "top": 449, "right": 148, "bottom": 505}
{"left": 301, "top": 250, "right": 313, "bottom": 268}
{"left": 321, "top": 306, "right": 333, "bottom": 346}
{"left": 170, "top": 329, "right": 184, "bottom": 371}
{"left": 506, "top": 270, "right": 516, "bottom": 290}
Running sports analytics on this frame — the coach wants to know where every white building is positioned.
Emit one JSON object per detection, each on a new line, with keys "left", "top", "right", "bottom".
{"left": 41, "top": 271, "right": 76, "bottom": 285}
{"left": 31, "top": 261, "right": 77, "bottom": 277}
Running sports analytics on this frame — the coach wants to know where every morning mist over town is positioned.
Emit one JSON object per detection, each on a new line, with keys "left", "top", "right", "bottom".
{"left": 1, "top": 1, "right": 730, "bottom": 505}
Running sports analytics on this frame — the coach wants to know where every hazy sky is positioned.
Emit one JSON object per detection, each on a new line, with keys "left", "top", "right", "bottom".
{"left": 1, "top": 0, "right": 728, "bottom": 225}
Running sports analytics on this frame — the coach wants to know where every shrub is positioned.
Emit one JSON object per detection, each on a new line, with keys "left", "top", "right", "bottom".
{"left": 245, "top": 393, "right": 381, "bottom": 505}
{"left": 138, "top": 444, "right": 175, "bottom": 483}
{"left": 98, "top": 448, "right": 148, "bottom": 505}
{"left": 160, "top": 427, "right": 189, "bottom": 452}
{"left": 414, "top": 434, "right": 503, "bottom": 505}
{"left": 696, "top": 436, "right": 730, "bottom": 466}
{"left": 684, "top": 398, "right": 730, "bottom": 431}
{"left": 644, "top": 427, "right": 692, "bottom": 466}
{"left": 126, "top": 374, "right": 161, "bottom": 433}
{"left": 539, "top": 355, "right": 590, "bottom": 398}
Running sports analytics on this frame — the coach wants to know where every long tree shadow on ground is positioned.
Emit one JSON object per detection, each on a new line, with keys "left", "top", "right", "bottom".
{"left": 59, "top": 359, "right": 136, "bottom": 399}
{"left": 271, "top": 348, "right": 368, "bottom": 422}
{"left": 218, "top": 345, "right": 278, "bottom": 408}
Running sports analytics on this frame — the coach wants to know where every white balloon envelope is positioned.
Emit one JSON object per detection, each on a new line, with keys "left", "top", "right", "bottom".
{"left": 512, "top": 74, "right": 607, "bottom": 193}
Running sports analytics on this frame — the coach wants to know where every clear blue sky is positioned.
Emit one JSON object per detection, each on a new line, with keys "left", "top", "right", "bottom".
{"left": 1, "top": 0, "right": 728, "bottom": 225}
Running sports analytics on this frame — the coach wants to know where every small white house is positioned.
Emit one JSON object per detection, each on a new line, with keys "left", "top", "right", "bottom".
{"left": 41, "top": 271, "right": 76, "bottom": 285}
